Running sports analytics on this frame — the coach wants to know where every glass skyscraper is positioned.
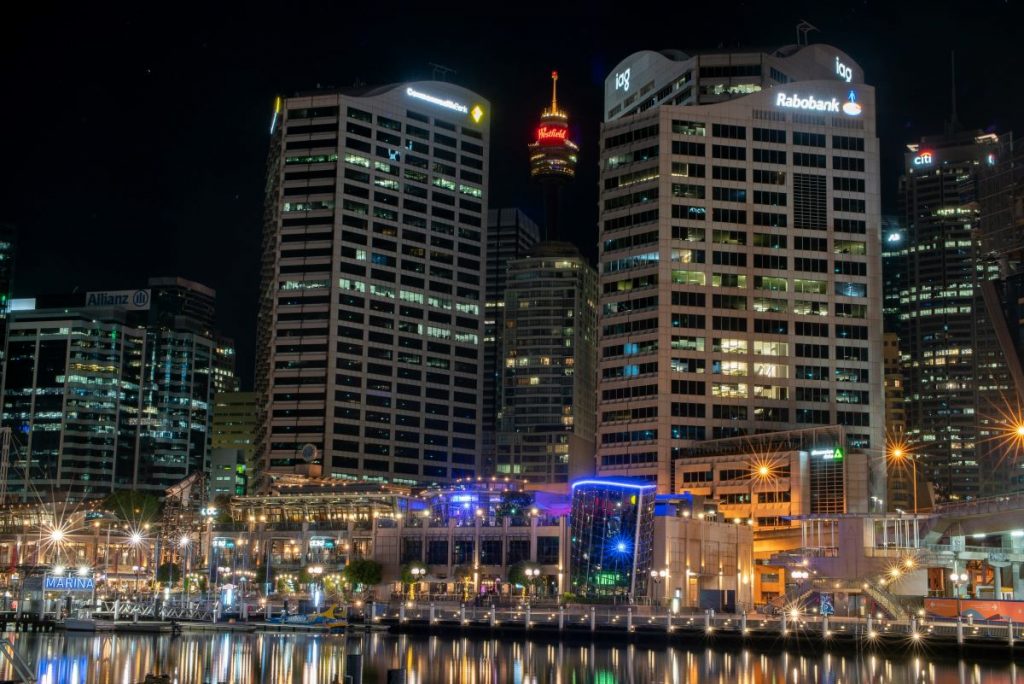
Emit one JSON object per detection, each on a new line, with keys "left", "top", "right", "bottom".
{"left": 496, "top": 242, "right": 598, "bottom": 483}
{"left": 568, "top": 478, "right": 656, "bottom": 600}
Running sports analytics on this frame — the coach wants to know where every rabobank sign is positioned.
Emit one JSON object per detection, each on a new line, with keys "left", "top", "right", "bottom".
{"left": 44, "top": 575, "right": 95, "bottom": 592}
{"left": 85, "top": 289, "right": 151, "bottom": 311}
{"left": 775, "top": 90, "right": 862, "bottom": 116}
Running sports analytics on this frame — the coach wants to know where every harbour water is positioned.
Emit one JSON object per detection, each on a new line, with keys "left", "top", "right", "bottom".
{"left": 0, "top": 631, "right": 1019, "bottom": 683}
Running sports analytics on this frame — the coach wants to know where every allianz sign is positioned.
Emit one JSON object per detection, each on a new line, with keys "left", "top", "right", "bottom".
{"left": 85, "top": 289, "right": 151, "bottom": 310}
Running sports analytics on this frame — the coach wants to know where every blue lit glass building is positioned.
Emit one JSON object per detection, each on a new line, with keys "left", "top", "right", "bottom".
{"left": 569, "top": 478, "right": 656, "bottom": 600}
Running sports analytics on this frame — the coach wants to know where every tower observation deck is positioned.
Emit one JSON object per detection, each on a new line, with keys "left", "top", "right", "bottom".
{"left": 528, "top": 71, "right": 579, "bottom": 238}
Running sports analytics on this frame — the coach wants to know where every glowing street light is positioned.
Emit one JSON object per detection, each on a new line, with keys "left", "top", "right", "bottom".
{"left": 887, "top": 440, "right": 917, "bottom": 515}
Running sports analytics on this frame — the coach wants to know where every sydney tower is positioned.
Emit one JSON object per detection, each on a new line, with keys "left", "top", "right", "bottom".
{"left": 527, "top": 71, "right": 579, "bottom": 239}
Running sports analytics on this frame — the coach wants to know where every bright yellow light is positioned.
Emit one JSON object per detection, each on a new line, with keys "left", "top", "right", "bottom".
{"left": 470, "top": 105, "right": 484, "bottom": 123}
{"left": 1015, "top": 424, "right": 1024, "bottom": 437}
{"left": 758, "top": 465, "right": 771, "bottom": 478}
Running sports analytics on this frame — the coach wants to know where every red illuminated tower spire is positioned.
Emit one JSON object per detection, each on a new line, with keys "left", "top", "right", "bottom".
{"left": 528, "top": 71, "right": 579, "bottom": 239}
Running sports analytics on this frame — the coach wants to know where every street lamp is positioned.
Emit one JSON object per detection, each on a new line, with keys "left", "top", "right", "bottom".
{"left": 410, "top": 565, "right": 425, "bottom": 601}
{"left": 950, "top": 570, "right": 969, "bottom": 619}
{"left": 179, "top": 535, "right": 191, "bottom": 601}
{"left": 523, "top": 567, "right": 540, "bottom": 602}
{"left": 649, "top": 568, "right": 668, "bottom": 606}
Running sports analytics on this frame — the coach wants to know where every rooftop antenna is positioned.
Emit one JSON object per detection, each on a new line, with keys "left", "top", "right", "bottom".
{"left": 430, "top": 63, "right": 456, "bottom": 82}
{"left": 948, "top": 51, "right": 961, "bottom": 134}
{"left": 796, "top": 20, "right": 819, "bottom": 46}
{"left": 550, "top": 70, "right": 558, "bottom": 112}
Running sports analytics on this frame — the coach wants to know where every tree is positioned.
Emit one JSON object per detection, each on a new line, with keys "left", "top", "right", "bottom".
{"left": 343, "top": 559, "right": 383, "bottom": 590}
{"left": 102, "top": 490, "right": 161, "bottom": 523}
{"left": 400, "top": 562, "right": 427, "bottom": 586}
{"left": 156, "top": 562, "right": 180, "bottom": 583}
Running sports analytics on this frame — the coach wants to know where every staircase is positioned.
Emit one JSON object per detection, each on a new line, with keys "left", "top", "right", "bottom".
{"left": 768, "top": 578, "right": 909, "bottom": 620}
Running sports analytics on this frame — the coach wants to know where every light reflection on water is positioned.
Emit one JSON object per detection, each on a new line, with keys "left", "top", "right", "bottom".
{"left": 0, "top": 632, "right": 1018, "bottom": 684}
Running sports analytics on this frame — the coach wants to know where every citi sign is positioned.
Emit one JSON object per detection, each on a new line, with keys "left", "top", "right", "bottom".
{"left": 913, "top": 151, "right": 934, "bottom": 166}
{"left": 775, "top": 90, "right": 862, "bottom": 116}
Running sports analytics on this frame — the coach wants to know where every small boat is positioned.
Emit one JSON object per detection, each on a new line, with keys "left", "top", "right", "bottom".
{"left": 265, "top": 605, "right": 347, "bottom": 631}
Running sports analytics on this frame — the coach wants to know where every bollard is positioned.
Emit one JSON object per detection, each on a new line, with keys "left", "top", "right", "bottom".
{"left": 558, "top": 606, "right": 564, "bottom": 632}
{"left": 114, "top": 600, "right": 121, "bottom": 621}
{"left": 704, "top": 610, "right": 711, "bottom": 631}
{"left": 429, "top": 602, "right": 435, "bottom": 624}
{"left": 213, "top": 600, "right": 220, "bottom": 624}
{"left": 1009, "top": 620, "right": 1014, "bottom": 647}
{"left": 345, "top": 653, "right": 363, "bottom": 684}
{"left": 460, "top": 604, "right": 466, "bottom": 624}
{"left": 910, "top": 616, "right": 916, "bottom": 635}
{"left": 626, "top": 607, "right": 632, "bottom": 632}
{"left": 968, "top": 614, "right": 974, "bottom": 626}
{"left": 822, "top": 615, "right": 829, "bottom": 637}
{"left": 525, "top": 604, "right": 531, "bottom": 628}
{"left": 489, "top": 604, "right": 496, "bottom": 628}
{"left": 399, "top": 603, "right": 405, "bottom": 622}
{"left": 780, "top": 611, "right": 787, "bottom": 635}
{"left": 590, "top": 606, "right": 596, "bottom": 633}
{"left": 741, "top": 612, "right": 747, "bottom": 634}
{"left": 956, "top": 618, "right": 964, "bottom": 645}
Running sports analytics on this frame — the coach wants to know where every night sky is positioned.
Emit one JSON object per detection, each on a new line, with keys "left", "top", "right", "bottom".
{"left": 4, "top": 2, "right": 1023, "bottom": 389}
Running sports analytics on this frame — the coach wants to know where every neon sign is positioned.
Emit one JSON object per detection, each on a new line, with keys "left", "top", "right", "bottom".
{"left": 406, "top": 87, "right": 469, "bottom": 114}
{"left": 775, "top": 90, "right": 861, "bottom": 116}
{"left": 536, "top": 125, "right": 568, "bottom": 143}
{"left": 842, "top": 91, "right": 862, "bottom": 116}
{"left": 614, "top": 68, "right": 631, "bottom": 92}
{"left": 913, "top": 152, "right": 933, "bottom": 166}
{"left": 835, "top": 57, "right": 852, "bottom": 83}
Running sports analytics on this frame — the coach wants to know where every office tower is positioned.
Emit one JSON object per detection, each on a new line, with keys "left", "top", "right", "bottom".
{"left": 210, "top": 391, "right": 257, "bottom": 496}
{"left": 255, "top": 82, "right": 490, "bottom": 490}
{"left": 482, "top": 208, "right": 540, "bottom": 474}
{"left": 1, "top": 280, "right": 219, "bottom": 499}
{"left": 0, "top": 225, "right": 15, "bottom": 394}
{"left": 528, "top": 71, "right": 579, "bottom": 237}
{"left": 596, "top": 45, "right": 884, "bottom": 494}
{"left": 899, "top": 131, "right": 1021, "bottom": 499}
{"left": 881, "top": 215, "right": 906, "bottom": 334}
{"left": 496, "top": 242, "right": 598, "bottom": 483}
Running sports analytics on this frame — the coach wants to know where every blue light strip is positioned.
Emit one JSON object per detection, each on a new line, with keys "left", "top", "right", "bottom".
{"left": 571, "top": 479, "right": 655, "bottom": 491}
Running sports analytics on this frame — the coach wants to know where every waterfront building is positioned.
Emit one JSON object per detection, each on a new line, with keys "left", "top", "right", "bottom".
{"left": 0, "top": 279, "right": 220, "bottom": 498}
{"left": 495, "top": 242, "right": 598, "bottom": 483}
{"left": 898, "top": 131, "right": 1020, "bottom": 499}
{"left": 650, "top": 499, "right": 754, "bottom": 611}
{"left": 254, "top": 81, "right": 490, "bottom": 490}
{"left": 482, "top": 209, "right": 541, "bottom": 475}
{"left": 596, "top": 45, "right": 884, "bottom": 493}
{"left": 568, "top": 478, "right": 657, "bottom": 600}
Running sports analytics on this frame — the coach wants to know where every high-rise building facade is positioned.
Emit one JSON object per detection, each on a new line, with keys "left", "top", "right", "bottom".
{"left": 496, "top": 242, "right": 598, "bottom": 483}
{"left": 255, "top": 82, "right": 490, "bottom": 490}
{"left": 596, "top": 45, "right": 884, "bottom": 494}
{"left": 0, "top": 225, "right": 16, "bottom": 394}
{"left": 899, "top": 131, "right": 1021, "bottom": 499}
{"left": 211, "top": 390, "right": 258, "bottom": 495}
{"left": 482, "top": 208, "right": 541, "bottom": 474}
{"left": 1, "top": 280, "right": 219, "bottom": 499}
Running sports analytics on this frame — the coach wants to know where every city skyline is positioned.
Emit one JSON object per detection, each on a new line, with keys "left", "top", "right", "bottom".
{"left": 4, "top": 4, "right": 1023, "bottom": 388}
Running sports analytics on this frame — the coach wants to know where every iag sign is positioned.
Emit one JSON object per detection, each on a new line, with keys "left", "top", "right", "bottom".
{"left": 614, "top": 68, "right": 631, "bottom": 92}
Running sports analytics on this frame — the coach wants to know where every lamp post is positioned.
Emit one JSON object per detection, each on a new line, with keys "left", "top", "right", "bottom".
{"left": 179, "top": 534, "right": 191, "bottom": 603}
{"left": 950, "top": 570, "right": 969, "bottom": 619}
{"left": 410, "top": 565, "right": 425, "bottom": 602}
{"left": 524, "top": 567, "right": 540, "bottom": 603}
{"left": 649, "top": 568, "right": 668, "bottom": 607}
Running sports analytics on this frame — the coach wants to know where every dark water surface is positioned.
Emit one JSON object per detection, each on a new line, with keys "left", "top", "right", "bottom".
{"left": 1, "top": 631, "right": 1019, "bottom": 683}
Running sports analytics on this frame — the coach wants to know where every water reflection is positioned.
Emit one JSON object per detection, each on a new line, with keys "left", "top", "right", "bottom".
{"left": 0, "top": 632, "right": 1018, "bottom": 684}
